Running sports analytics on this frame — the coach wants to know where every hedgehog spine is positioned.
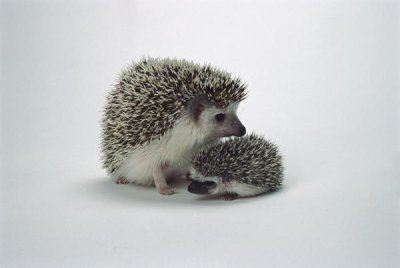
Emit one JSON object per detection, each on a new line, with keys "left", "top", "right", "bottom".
{"left": 188, "top": 134, "right": 283, "bottom": 200}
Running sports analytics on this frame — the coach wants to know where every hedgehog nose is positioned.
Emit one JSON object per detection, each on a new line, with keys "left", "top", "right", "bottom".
{"left": 239, "top": 126, "right": 246, "bottom": 136}
{"left": 188, "top": 181, "right": 215, "bottom": 195}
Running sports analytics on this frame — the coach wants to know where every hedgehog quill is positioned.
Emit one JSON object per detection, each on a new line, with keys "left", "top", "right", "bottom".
{"left": 188, "top": 134, "right": 284, "bottom": 200}
{"left": 101, "top": 57, "right": 247, "bottom": 195}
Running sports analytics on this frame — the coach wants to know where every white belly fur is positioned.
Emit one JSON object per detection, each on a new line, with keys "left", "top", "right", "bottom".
{"left": 113, "top": 115, "right": 209, "bottom": 186}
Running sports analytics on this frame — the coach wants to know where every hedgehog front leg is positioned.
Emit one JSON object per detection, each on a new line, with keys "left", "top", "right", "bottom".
{"left": 153, "top": 167, "right": 175, "bottom": 195}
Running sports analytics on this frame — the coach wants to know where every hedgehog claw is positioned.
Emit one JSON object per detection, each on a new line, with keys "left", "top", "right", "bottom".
{"left": 157, "top": 186, "right": 176, "bottom": 195}
{"left": 115, "top": 177, "right": 130, "bottom": 184}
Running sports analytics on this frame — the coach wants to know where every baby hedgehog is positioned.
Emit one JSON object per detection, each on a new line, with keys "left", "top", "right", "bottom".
{"left": 188, "top": 134, "right": 283, "bottom": 200}
{"left": 101, "top": 57, "right": 247, "bottom": 195}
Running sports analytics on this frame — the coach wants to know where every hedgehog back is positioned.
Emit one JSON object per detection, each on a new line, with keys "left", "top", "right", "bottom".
{"left": 192, "top": 134, "right": 283, "bottom": 190}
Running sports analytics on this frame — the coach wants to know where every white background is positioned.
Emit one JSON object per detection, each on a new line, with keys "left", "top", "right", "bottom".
{"left": 1, "top": 0, "right": 399, "bottom": 267}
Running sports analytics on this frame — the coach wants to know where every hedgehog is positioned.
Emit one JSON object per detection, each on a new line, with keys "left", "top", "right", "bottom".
{"left": 188, "top": 134, "right": 283, "bottom": 200}
{"left": 101, "top": 57, "right": 247, "bottom": 195}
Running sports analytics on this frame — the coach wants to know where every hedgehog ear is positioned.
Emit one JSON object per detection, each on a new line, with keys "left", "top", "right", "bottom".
{"left": 189, "top": 94, "right": 210, "bottom": 122}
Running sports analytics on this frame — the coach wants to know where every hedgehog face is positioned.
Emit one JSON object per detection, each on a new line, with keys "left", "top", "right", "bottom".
{"left": 188, "top": 167, "right": 220, "bottom": 195}
{"left": 188, "top": 166, "right": 221, "bottom": 195}
{"left": 198, "top": 102, "right": 246, "bottom": 139}
{"left": 188, "top": 180, "right": 218, "bottom": 195}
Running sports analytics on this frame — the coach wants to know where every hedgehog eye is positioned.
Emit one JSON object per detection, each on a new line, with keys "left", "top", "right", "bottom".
{"left": 215, "top": 113, "right": 225, "bottom": 122}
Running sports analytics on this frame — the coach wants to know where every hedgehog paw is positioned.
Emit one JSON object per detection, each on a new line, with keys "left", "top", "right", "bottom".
{"left": 221, "top": 193, "right": 238, "bottom": 201}
{"left": 157, "top": 186, "right": 176, "bottom": 195}
{"left": 115, "top": 177, "right": 130, "bottom": 184}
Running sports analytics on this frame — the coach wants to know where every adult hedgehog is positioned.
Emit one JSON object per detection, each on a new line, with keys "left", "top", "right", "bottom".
{"left": 101, "top": 57, "right": 247, "bottom": 195}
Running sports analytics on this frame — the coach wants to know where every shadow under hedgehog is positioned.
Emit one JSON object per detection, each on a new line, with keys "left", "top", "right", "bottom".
{"left": 101, "top": 57, "right": 247, "bottom": 195}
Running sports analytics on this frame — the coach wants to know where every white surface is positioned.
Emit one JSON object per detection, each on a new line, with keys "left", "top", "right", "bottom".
{"left": 1, "top": 0, "right": 399, "bottom": 267}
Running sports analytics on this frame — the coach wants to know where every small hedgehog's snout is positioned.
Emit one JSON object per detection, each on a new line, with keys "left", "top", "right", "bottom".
{"left": 188, "top": 181, "right": 217, "bottom": 195}
{"left": 239, "top": 126, "right": 246, "bottom": 136}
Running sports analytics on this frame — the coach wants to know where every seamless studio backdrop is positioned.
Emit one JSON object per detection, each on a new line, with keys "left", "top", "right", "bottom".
{"left": 1, "top": 0, "right": 399, "bottom": 267}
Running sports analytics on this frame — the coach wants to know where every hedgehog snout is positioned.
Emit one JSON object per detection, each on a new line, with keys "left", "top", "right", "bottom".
{"left": 188, "top": 180, "right": 217, "bottom": 195}
{"left": 227, "top": 115, "right": 246, "bottom": 137}
{"left": 233, "top": 123, "right": 246, "bottom": 137}
{"left": 239, "top": 126, "right": 246, "bottom": 136}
